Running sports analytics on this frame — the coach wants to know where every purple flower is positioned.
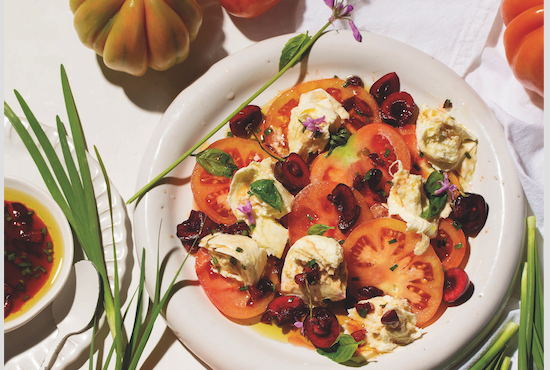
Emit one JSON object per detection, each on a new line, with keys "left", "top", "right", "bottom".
{"left": 434, "top": 172, "right": 459, "bottom": 199}
{"left": 349, "top": 20, "right": 362, "bottom": 42}
{"left": 237, "top": 200, "right": 255, "bottom": 224}
{"left": 293, "top": 320, "right": 305, "bottom": 335}
{"left": 302, "top": 115, "right": 325, "bottom": 134}
{"left": 325, "top": 0, "right": 362, "bottom": 42}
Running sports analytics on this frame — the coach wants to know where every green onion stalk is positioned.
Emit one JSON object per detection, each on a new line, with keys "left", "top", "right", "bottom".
{"left": 5, "top": 67, "right": 127, "bottom": 366}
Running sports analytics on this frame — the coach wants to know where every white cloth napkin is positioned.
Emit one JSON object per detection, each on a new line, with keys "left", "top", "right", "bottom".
{"left": 293, "top": 0, "right": 545, "bottom": 234}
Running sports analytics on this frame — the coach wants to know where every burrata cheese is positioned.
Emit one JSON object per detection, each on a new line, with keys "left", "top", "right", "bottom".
{"left": 344, "top": 295, "right": 423, "bottom": 362}
{"left": 280, "top": 235, "right": 347, "bottom": 306}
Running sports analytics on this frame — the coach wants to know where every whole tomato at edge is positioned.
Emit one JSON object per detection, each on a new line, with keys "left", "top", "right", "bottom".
{"left": 218, "top": 0, "right": 281, "bottom": 18}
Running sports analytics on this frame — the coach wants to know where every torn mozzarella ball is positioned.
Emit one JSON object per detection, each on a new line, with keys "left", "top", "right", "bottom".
{"left": 199, "top": 233, "right": 267, "bottom": 286}
{"left": 280, "top": 235, "right": 347, "bottom": 306}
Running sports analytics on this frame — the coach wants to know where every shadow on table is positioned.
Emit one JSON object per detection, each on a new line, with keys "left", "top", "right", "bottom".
{"left": 96, "top": 0, "right": 303, "bottom": 115}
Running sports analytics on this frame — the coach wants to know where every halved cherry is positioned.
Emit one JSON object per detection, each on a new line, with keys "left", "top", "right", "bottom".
{"left": 380, "top": 91, "right": 415, "bottom": 127}
{"left": 263, "top": 295, "right": 307, "bottom": 326}
{"left": 229, "top": 105, "right": 263, "bottom": 138}
{"left": 443, "top": 268, "right": 470, "bottom": 303}
{"left": 370, "top": 72, "right": 400, "bottom": 104}
{"left": 327, "top": 183, "right": 360, "bottom": 233}
{"left": 303, "top": 307, "right": 341, "bottom": 348}
{"left": 274, "top": 153, "right": 310, "bottom": 193}
{"left": 450, "top": 193, "right": 489, "bottom": 237}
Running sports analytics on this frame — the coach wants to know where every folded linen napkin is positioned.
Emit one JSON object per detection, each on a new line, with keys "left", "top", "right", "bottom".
{"left": 295, "top": 0, "right": 501, "bottom": 77}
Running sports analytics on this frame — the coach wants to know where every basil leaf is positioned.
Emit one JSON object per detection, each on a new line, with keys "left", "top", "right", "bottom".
{"left": 420, "top": 171, "right": 446, "bottom": 219}
{"left": 249, "top": 179, "right": 283, "bottom": 211}
{"left": 192, "top": 148, "right": 239, "bottom": 179}
{"left": 279, "top": 32, "right": 311, "bottom": 71}
{"left": 317, "top": 334, "right": 362, "bottom": 364}
{"left": 307, "top": 224, "right": 335, "bottom": 236}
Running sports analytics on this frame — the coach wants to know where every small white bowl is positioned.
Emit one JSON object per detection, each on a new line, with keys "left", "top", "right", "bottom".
{"left": 4, "top": 175, "right": 74, "bottom": 332}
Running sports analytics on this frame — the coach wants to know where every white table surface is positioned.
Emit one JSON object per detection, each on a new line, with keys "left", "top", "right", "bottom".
{"left": 3, "top": 1, "right": 543, "bottom": 369}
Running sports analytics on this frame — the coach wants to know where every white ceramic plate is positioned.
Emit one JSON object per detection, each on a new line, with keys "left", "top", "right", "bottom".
{"left": 4, "top": 117, "right": 130, "bottom": 370}
{"left": 134, "top": 31, "right": 525, "bottom": 370}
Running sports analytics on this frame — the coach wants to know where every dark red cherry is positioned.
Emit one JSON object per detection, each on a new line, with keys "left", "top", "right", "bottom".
{"left": 450, "top": 193, "right": 489, "bottom": 237}
{"left": 327, "top": 183, "right": 360, "bottom": 233}
{"left": 380, "top": 91, "right": 415, "bottom": 127}
{"left": 274, "top": 153, "right": 310, "bottom": 192}
{"left": 303, "top": 307, "right": 341, "bottom": 348}
{"left": 264, "top": 295, "right": 307, "bottom": 326}
{"left": 370, "top": 72, "right": 400, "bottom": 104}
{"left": 345, "top": 76, "right": 364, "bottom": 87}
{"left": 229, "top": 105, "right": 263, "bottom": 137}
{"left": 357, "top": 285, "right": 384, "bottom": 300}
{"left": 443, "top": 268, "right": 470, "bottom": 303}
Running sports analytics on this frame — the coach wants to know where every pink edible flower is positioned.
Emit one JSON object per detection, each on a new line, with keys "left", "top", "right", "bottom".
{"left": 434, "top": 172, "right": 458, "bottom": 200}
{"left": 237, "top": 200, "right": 255, "bottom": 224}
{"left": 325, "top": 0, "right": 362, "bottom": 42}
{"left": 302, "top": 115, "right": 325, "bottom": 135}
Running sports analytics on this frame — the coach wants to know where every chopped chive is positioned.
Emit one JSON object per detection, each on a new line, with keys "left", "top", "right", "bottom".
{"left": 241, "top": 264, "right": 246, "bottom": 270}
{"left": 364, "top": 172, "right": 371, "bottom": 181}
{"left": 387, "top": 181, "right": 394, "bottom": 186}
{"left": 22, "top": 294, "right": 30, "bottom": 302}
{"left": 41, "top": 227, "right": 47, "bottom": 236}
{"left": 465, "top": 152, "right": 471, "bottom": 159}
{"left": 452, "top": 221, "right": 462, "bottom": 230}
{"left": 351, "top": 277, "right": 360, "bottom": 281}
{"left": 230, "top": 257, "right": 238, "bottom": 266}
{"left": 338, "top": 239, "right": 345, "bottom": 244}
{"left": 306, "top": 259, "right": 317, "bottom": 268}
{"left": 443, "top": 99, "right": 453, "bottom": 109}
{"left": 413, "top": 164, "right": 420, "bottom": 171}
{"left": 388, "top": 239, "right": 397, "bottom": 244}
{"left": 226, "top": 132, "right": 233, "bottom": 137}
{"left": 384, "top": 149, "right": 390, "bottom": 158}
{"left": 390, "top": 264, "right": 398, "bottom": 271}
{"left": 264, "top": 127, "right": 273, "bottom": 137}
{"left": 442, "top": 238, "right": 447, "bottom": 247}
{"left": 46, "top": 241, "right": 53, "bottom": 249}
{"left": 379, "top": 190, "right": 387, "bottom": 197}
{"left": 5, "top": 213, "right": 12, "bottom": 222}
{"left": 47, "top": 255, "right": 53, "bottom": 263}
{"left": 18, "top": 262, "right": 32, "bottom": 267}
{"left": 16, "top": 281, "right": 25, "bottom": 291}
{"left": 27, "top": 211, "right": 34, "bottom": 216}
{"left": 239, "top": 286, "right": 249, "bottom": 291}
{"left": 21, "top": 267, "right": 32, "bottom": 276}
{"left": 419, "top": 151, "right": 424, "bottom": 158}
{"left": 8, "top": 253, "right": 16, "bottom": 261}
{"left": 358, "top": 307, "right": 368, "bottom": 318}
{"left": 272, "top": 283, "right": 277, "bottom": 292}
{"left": 236, "top": 247, "right": 243, "bottom": 253}
{"left": 307, "top": 214, "right": 313, "bottom": 221}
{"left": 455, "top": 243, "right": 464, "bottom": 250}
{"left": 212, "top": 256, "right": 219, "bottom": 265}
{"left": 322, "top": 298, "right": 332, "bottom": 304}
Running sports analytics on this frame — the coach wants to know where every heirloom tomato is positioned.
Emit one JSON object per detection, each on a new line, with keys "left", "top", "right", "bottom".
{"left": 218, "top": 0, "right": 281, "bottom": 18}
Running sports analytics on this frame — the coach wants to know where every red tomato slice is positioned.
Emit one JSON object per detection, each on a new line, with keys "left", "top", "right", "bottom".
{"left": 191, "top": 137, "right": 270, "bottom": 225}
{"left": 310, "top": 123, "right": 411, "bottom": 206}
{"left": 397, "top": 124, "right": 432, "bottom": 179}
{"left": 288, "top": 181, "right": 373, "bottom": 246}
{"left": 431, "top": 218, "right": 467, "bottom": 270}
{"left": 259, "top": 78, "right": 381, "bottom": 158}
{"left": 195, "top": 248, "right": 278, "bottom": 320}
{"left": 342, "top": 218, "right": 444, "bottom": 327}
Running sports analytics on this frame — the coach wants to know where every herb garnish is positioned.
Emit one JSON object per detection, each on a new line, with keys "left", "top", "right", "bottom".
{"left": 420, "top": 171, "right": 447, "bottom": 219}
{"left": 192, "top": 148, "right": 239, "bottom": 179}
{"left": 307, "top": 224, "right": 335, "bottom": 236}
{"left": 249, "top": 179, "right": 283, "bottom": 211}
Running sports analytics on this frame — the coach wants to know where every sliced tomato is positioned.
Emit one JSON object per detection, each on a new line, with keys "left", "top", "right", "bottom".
{"left": 191, "top": 137, "right": 270, "bottom": 225}
{"left": 431, "top": 218, "right": 467, "bottom": 270}
{"left": 195, "top": 248, "right": 279, "bottom": 320}
{"left": 397, "top": 124, "right": 432, "bottom": 179}
{"left": 310, "top": 123, "right": 411, "bottom": 206}
{"left": 342, "top": 218, "right": 444, "bottom": 327}
{"left": 259, "top": 78, "right": 381, "bottom": 158}
{"left": 288, "top": 181, "right": 373, "bottom": 246}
